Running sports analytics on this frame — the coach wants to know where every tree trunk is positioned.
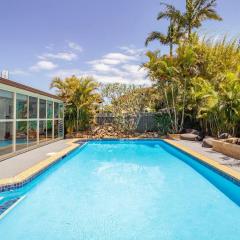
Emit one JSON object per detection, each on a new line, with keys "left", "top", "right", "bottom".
{"left": 76, "top": 107, "right": 79, "bottom": 132}
{"left": 180, "top": 78, "right": 187, "bottom": 131}
{"left": 170, "top": 43, "right": 173, "bottom": 57}
{"left": 171, "top": 85, "right": 178, "bottom": 132}
{"left": 164, "top": 89, "right": 175, "bottom": 132}
{"left": 188, "top": 26, "right": 192, "bottom": 43}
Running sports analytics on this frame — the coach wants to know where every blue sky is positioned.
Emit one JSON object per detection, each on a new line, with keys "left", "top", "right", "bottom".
{"left": 0, "top": 0, "right": 239, "bottom": 93}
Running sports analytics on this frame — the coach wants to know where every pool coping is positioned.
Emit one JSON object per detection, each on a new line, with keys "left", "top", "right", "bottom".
{"left": 163, "top": 139, "right": 240, "bottom": 184}
{"left": 0, "top": 139, "right": 82, "bottom": 192}
{"left": 1, "top": 138, "right": 240, "bottom": 192}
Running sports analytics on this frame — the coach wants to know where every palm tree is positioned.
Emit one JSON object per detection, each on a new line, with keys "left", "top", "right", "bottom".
{"left": 183, "top": 0, "right": 222, "bottom": 41}
{"left": 145, "top": 3, "right": 184, "bottom": 56}
{"left": 51, "top": 75, "right": 101, "bottom": 132}
{"left": 71, "top": 77, "right": 100, "bottom": 131}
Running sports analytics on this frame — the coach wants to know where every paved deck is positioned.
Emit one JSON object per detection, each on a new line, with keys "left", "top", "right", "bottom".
{"left": 0, "top": 139, "right": 79, "bottom": 179}
{"left": 174, "top": 139, "right": 240, "bottom": 173}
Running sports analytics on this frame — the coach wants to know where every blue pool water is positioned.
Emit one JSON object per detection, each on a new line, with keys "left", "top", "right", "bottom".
{"left": 0, "top": 140, "right": 240, "bottom": 240}
{"left": 0, "top": 140, "right": 12, "bottom": 147}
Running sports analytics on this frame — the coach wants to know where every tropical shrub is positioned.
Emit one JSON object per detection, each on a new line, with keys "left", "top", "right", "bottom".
{"left": 51, "top": 75, "right": 101, "bottom": 133}
{"left": 143, "top": 35, "right": 240, "bottom": 136}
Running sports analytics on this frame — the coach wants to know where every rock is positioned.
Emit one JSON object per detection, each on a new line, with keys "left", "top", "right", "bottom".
{"left": 219, "top": 133, "right": 231, "bottom": 139}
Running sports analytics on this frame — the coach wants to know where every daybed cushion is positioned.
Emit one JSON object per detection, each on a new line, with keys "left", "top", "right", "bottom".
{"left": 202, "top": 137, "right": 214, "bottom": 148}
{"left": 180, "top": 133, "right": 198, "bottom": 141}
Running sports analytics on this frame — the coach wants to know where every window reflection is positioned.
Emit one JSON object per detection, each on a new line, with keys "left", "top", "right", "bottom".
{"left": 54, "top": 102, "right": 59, "bottom": 118}
{"left": 59, "top": 103, "right": 64, "bottom": 118}
{"left": 0, "top": 122, "right": 13, "bottom": 156}
{"left": 16, "top": 94, "right": 28, "bottom": 119}
{"left": 0, "top": 89, "right": 13, "bottom": 119}
{"left": 39, "top": 99, "right": 46, "bottom": 119}
{"left": 16, "top": 121, "right": 28, "bottom": 151}
{"left": 47, "top": 120, "right": 53, "bottom": 140}
{"left": 54, "top": 120, "right": 59, "bottom": 138}
{"left": 39, "top": 120, "right": 46, "bottom": 142}
{"left": 29, "top": 97, "right": 38, "bottom": 118}
{"left": 47, "top": 101, "right": 53, "bottom": 119}
{"left": 28, "top": 121, "right": 37, "bottom": 147}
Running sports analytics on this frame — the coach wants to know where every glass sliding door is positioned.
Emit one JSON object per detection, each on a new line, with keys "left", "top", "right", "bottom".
{"left": 47, "top": 101, "right": 53, "bottom": 119}
{"left": 0, "top": 89, "right": 13, "bottom": 120}
{"left": 0, "top": 122, "right": 13, "bottom": 156}
{"left": 29, "top": 97, "right": 38, "bottom": 119}
{"left": 16, "top": 121, "right": 28, "bottom": 151}
{"left": 39, "top": 120, "right": 47, "bottom": 142}
{"left": 47, "top": 120, "right": 53, "bottom": 141}
{"left": 16, "top": 94, "right": 28, "bottom": 119}
{"left": 28, "top": 121, "right": 37, "bottom": 147}
{"left": 0, "top": 85, "right": 64, "bottom": 159}
{"left": 39, "top": 99, "right": 46, "bottom": 119}
{"left": 54, "top": 102, "right": 59, "bottom": 118}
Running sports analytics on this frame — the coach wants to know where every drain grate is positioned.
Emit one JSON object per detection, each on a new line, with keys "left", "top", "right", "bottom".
{"left": 0, "top": 198, "right": 20, "bottom": 216}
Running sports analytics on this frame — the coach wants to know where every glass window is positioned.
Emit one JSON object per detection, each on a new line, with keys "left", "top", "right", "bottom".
{"left": 47, "top": 120, "right": 53, "bottom": 140}
{"left": 0, "top": 122, "right": 13, "bottom": 156}
{"left": 16, "top": 121, "right": 28, "bottom": 151}
{"left": 59, "top": 103, "right": 64, "bottom": 118}
{"left": 54, "top": 120, "right": 59, "bottom": 138}
{"left": 29, "top": 97, "right": 38, "bottom": 118}
{"left": 58, "top": 120, "right": 64, "bottom": 138}
{"left": 0, "top": 89, "right": 13, "bottom": 119}
{"left": 39, "top": 120, "right": 46, "bottom": 142}
{"left": 39, "top": 99, "right": 46, "bottom": 119}
{"left": 16, "top": 94, "right": 28, "bottom": 119}
{"left": 54, "top": 102, "right": 59, "bottom": 118}
{"left": 47, "top": 101, "right": 53, "bottom": 119}
{"left": 28, "top": 121, "right": 37, "bottom": 147}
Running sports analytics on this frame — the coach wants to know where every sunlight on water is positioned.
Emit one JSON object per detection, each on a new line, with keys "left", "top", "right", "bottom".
{"left": 0, "top": 140, "right": 240, "bottom": 240}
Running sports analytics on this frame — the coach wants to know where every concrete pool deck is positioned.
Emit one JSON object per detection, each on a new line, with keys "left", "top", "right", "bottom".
{"left": 164, "top": 139, "right": 240, "bottom": 183}
{"left": 0, "top": 139, "right": 83, "bottom": 191}
{"left": 170, "top": 139, "right": 240, "bottom": 172}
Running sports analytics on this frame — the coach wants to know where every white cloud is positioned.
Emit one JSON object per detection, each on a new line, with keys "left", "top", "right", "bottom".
{"left": 104, "top": 52, "right": 137, "bottom": 62}
{"left": 39, "top": 52, "right": 78, "bottom": 61}
{"left": 88, "top": 52, "right": 138, "bottom": 67}
{"left": 39, "top": 45, "right": 150, "bottom": 86}
{"left": 86, "top": 46, "right": 149, "bottom": 85}
{"left": 68, "top": 41, "right": 83, "bottom": 52}
{"left": 92, "top": 63, "right": 112, "bottom": 72}
{"left": 30, "top": 61, "right": 58, "bottom": 71}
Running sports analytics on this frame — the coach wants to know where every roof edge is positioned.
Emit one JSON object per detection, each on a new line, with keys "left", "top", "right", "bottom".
{"left": 0, "top": 77, "right": 63, "bottom": 101}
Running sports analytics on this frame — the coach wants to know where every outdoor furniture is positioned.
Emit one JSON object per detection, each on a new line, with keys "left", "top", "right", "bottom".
{"left": 180, "top": 133, "right": 199, "bottom": 141}
{"left": 212, "top": 139, "right": 240, "bottom": 160}
{"left": 202, "top": 137, "right": 214, "bottom": 148}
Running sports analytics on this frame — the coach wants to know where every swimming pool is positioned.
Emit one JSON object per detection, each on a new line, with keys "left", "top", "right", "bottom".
{"left": 0, "top": 140, "right": 240, "bottom": 240}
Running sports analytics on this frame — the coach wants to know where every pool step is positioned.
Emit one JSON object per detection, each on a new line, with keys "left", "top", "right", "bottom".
{"left": 0, "top": 198, "right": 20, "bottom": 216}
